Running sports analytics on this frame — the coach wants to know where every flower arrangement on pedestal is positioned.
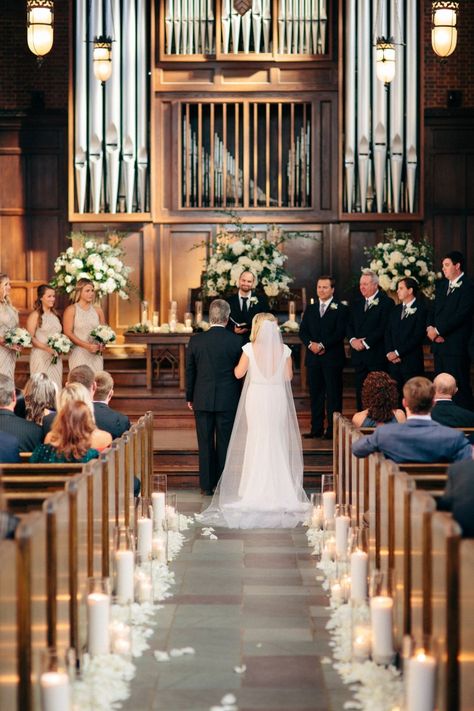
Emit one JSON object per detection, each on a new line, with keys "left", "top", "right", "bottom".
{"left": 199, "top": 213, "right": 294, "bottom": 298}
{"left": 52, "top": 232, "right": 133, "bottom": 300}
{"left": 363, "top": 230, "right": 439, "bottom": 299}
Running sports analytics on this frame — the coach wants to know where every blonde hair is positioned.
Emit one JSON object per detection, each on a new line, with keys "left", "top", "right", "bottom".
{"left": 74, "top": 278, "right": 95, "bottom": 303}
{"left": 59, "top": 382, "right": 95, "bottom": 420}
{"left": 24, "top": 373, "right": 58, "bottom": 425}
{"left": 94, "top": 371, "right": 114, "bottom": 401}
{"left": 249, "top": 312, "right": 277, "bottom": 342}
{"left": 0, "top": 273, "right": 12, "bottom": 306}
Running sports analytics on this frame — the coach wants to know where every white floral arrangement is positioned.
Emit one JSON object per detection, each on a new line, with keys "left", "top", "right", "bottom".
{"left": 47, "top": 332, "right": 73, "bottom": 364}
{"left": 364, "top": 229, "right": 439, "bottom": 299}
{"left": 4, "top": 327, "right": 31, "bottom": 357}
{"left": 280, "top": 320, "right": 299, "bottom": 333}
{"left": 90, "top": 325, "right": 116, "bottom": 345}
{"left": 52, "top": 232, "right": 133, "bottom": 300}
{"left": 199, "top": 213, "right": 294, "bottom": 298}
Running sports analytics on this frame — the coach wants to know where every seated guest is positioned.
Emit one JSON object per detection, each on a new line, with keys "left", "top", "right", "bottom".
{"left": 43, "top": 364, "right": 97, "bottom": 435}
{"left": 93, "top": 371, "right": 131, "bottom": 439}
{"left": 431, "top": 373, "right": 474, "bottom": 428}
{"left": 31, "top": 397, "right": 111, "bottom": 463}
{"left": 352, "top": 371, "right": 406, "bottom": 428}
{"left": 13, "top": 388, "right": 26, "bottom": 418}
{"left": 352, "top": 376, "right": 473, "bottom": 463}
{"left": 438, "top": 460, "right": 474, "bottom": 537}
{"left": 0, "top": 374, "right": 42, "bottom": 452}
{"left": 0, "top": 431, "right": 21, "bottom": 463}
{"left": 24, "top": 373, "right": 58, "bottom": 427}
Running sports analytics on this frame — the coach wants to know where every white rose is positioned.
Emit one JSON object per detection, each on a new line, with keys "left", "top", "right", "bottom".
{"left": 404, "top": 269, "right": 411, "bottom": 276}
{"left": 65, "top": 275, "right": 73, "bottom": 283}
{"left": 85, "top": 241, "right": 94, "bottom": 249}
{"left": 232, "top": 241, "right": 245, "bottom": 256}
{"left": 378, "top": 274, "right": 391, "bottom": 291}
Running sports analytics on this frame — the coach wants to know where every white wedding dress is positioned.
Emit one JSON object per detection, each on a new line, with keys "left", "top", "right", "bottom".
{"left": 201, "top": 320, "right": 310, "bottom": 528}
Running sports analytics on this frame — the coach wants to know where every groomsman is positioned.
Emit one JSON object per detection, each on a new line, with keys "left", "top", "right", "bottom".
{"left": 347, "top": 270, "right": 394, "bottom": 410}
{"left": 427, "top": 251, "right": 474, "bottom": 409}
{"left": 226, "top": 270, "right": 269, "bottom": 342}
{"left": 385, "top": 277, "right": 427, "bottom": 399}
{"left": 299, "top": 276, "right": 347, "bottom": 439}
{"left": 186, "top": 300, "right": 242, "bottom": 495}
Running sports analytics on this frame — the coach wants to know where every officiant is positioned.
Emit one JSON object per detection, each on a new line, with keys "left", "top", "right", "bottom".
{"left": 226, "top": 270, "right": 269, "bottom": 342}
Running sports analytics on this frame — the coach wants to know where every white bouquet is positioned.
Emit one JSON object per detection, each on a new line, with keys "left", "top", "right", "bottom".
{"left": 280, "top": 320, "right": 299, "bottom": 333}
{"left": 52, "top": 232, "right": 133, "bottom": 300}
{"left": 47, "top": 332, "right": 73, "bottom": 365}
{"left": 90, "top": 325, "right": 116, "bottom": 346}
{"left": 4, "top": 327, "right": 32, "bottom": 358}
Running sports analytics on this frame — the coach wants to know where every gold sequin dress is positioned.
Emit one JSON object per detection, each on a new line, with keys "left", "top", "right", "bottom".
{"left": 68, "top": 304, "right": 104, "bottom": 374}
{"left": 29, "top": 311, "right": 63, "bottom": 391}
{"left": 0, "top": 302, "right": 19, "bottom": 381}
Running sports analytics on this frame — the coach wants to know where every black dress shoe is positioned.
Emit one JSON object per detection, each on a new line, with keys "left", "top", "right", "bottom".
{"left": 200, "top": 488, "right": 214, "bottom": 496}
{"left": 302, "top": 431, "right": 323, "bottom": 439}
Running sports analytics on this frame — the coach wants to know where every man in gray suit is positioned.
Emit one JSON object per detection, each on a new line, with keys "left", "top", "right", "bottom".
{"left": 352, "top": 376, "right": 472, "bottom": 463}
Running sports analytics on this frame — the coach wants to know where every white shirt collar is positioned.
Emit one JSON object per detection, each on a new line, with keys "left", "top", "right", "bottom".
{"left": 450, "top": 273, "right": 464, "bottom": 286}
{"left": 319, "top": 297, "right": 333, "bottom": 306}
{"left": 366, "top": 291, "right": 379, "bottom": 303}
{"left": 239, "top": 290, "right": 252, "bottom": 300}
{"left": 403, "top": 298, "right": 416, "bottom": 308}
{"left": 407, "top": 414, "right": 432, "bottom": 421}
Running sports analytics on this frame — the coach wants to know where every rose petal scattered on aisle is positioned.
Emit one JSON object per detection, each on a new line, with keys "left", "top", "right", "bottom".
{"left": 233, "top": 664, "right": 246, "bottom": 674}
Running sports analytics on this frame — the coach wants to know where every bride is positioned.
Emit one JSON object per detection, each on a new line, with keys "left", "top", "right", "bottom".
{"left": 202, "top": 312, "right": 310, "bottom": 528}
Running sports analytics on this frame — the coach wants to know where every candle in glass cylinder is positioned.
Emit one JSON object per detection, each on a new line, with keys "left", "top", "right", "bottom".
{"left": 288, "top": 301, "right": 296, "bottom": 322}
{"left": 323, "top": 491, "right": 336, "bottom": 521}
{"left": 115, "top": 549, "right": 135, "bottom": 604}
{"left": 406, "top": 651, "right": 436, "bottom": 711}
{"left": 152, "top": 491, "right": 166, "bottom": 528}
{"left": 152, "top": 311, "right": 159, "bottom": 327}
{"left": 370, "top": 596, "right": 395, "bottom": 664}
{"left": 140, "top": 301, "right": 148, "bottom": 325}
{"left": 137, "top": 517, "right": 152, "bottom": 558}
{"left": 311, "top": 506, "right": 323, "bottom": 528}
{"left": 87, "top": 592, "right": 110, "bottom": 655}
{"left": 40, "top": 671, "right": 71, "bottom": 711}
{"left": 352, "top": 624, "right": 372, "bottom": 661}
{"left": 335, "top": 515, "right": 350, "bottom": 556}
{"left": 350, "top": 549, "right": 368, "bottom": 602}
{"left": 152, "top": 535, "right": 167, "bottom": 563}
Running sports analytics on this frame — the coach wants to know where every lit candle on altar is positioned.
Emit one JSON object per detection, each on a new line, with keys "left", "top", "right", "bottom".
{"left": 115, "top": 549, "right": 135, "bottom": 605}
{"left": 40, "top": 671, "right": 71, "bottom": 711}
{"left": 140, "top": 301, "right": 148, "bottom": 325}
{"left": 352, "top": 624, "right": 372, "bottom": 661}
{"left": 322, "top": 491, "right": 336, "bottom": 521}
{"left": 335, "top": 514, "right": 350, "bottom": 557}
{"left": 370, "top": 596, "right": 395, "bottom": 665}
{"left": 152, "top": 311, "right": 159, "bottom": 327}
{"left": 288, "top": 300, "right": 296, "bottom": 322}
{"left": 406, "top": 651, "right": 436, "bottom": 711}
{"left": 87, "top": 592, "right": 110, "bottom": 655}
{"left": 195, "top": 301, "right": 203, "bottom": 323}
{"left": 350, "top": 549, "right": 368, "bottom": 602}
{"left": 137, "top": 517, "right": 152, "bottom": 559}
{"left": 152, "top": 491, "right": 166, "bottom": 529}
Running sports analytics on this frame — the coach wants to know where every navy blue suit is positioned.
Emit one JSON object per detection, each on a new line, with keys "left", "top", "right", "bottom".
{"left": 438, "top": 460, "right": 474, "bottom": 537}
{"left": 226, "top": 292, "right": 270, "bottom": 343}
{"left": 352, "top": 417, "right": 472, "bottom": 463}
{"left": 0, "top": 431, "right": 21, "bottom": 463}
{"left": 0, "top": 410, "right": 42, "bottom": 452}
{"left": 385, "top": 298, "right": 427, "bottom": 398}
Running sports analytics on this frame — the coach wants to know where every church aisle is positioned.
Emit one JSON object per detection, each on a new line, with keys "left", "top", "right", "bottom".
{"left": 121, "top": 491, "right": 350, "bottom": 711}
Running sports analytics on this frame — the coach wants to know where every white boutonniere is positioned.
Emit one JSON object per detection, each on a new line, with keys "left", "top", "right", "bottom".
{"left": 249, "top": 296, "right": 258, "bottom": 306}
{"left": 329, "top": 302, "right": 338, "bottom": 310}
{"left": 368, "top": 298, "right": 379, "bottom": 309}
{"left": 404, "top": 305, "right": 417, "bottom": 316}
{"left": 450, "top": 280, "right": 462, "bottom": 290}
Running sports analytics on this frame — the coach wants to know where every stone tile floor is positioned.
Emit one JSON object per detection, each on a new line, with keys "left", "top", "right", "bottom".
{"left": 121, "top": 491, "right": 350, "bottom": 711}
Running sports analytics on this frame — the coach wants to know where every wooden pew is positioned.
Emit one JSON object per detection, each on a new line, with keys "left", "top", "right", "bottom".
{"left": 0, "top": 539, "right": 18, "bottom": 710}
{"left": 409, "top": 490, "right": 437, "bottom": 650}
{"left": 378, "top": 458, "right": 398, "bottom": 583}
{"left": 459, "top": 539, "right": 474, "bottom": 711}
{"left": 392, "top": 471, "right": 416, "bottom": 647}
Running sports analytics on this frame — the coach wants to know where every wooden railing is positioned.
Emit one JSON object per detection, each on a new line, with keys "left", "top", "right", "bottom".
{"left": 0, "top": 411, "right": 153, "bottom": 711}
{"left": 333, "top": 413, "right": 473, "bottom": 711}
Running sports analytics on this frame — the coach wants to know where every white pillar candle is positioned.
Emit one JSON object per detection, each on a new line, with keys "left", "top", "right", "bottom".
{"left": 350, "top": 550, "right": 368, "bottom": 602}
{"left": 152, "top": 536, "right": 167, "bottom": 563}
{"left": 311, "top": 506, "right": 323, "bottom": 528}
{"left": 40, "top": 671, "right": 71, "bottom": 711}
{"left": 137, "top": 517, "right": 153, "bottom": 559}
{"left": 370, "top": 596, "right": 395, "bottom": 665}
{"left": 352, "top": 625, "right": 372, "bottom": 661}
{"left": 169, "top": 318, "right": 177, "bottom": 332}
{"left": 115, "top": 549, "right": 135, "bottom": 604}
{"left": 325, "top": 537, "right": 336, "bottom": 561}
{"left": 331, "top": 582, "right": 343, "bottom": 604}
{"left": 322, "top": 491, "right": 336, "bottom": 521}
{"left": 138, "top": 578, "right": 153, "bottom": 604}
{"left": 87, "top": 592, "right": 110, "bottom": 656}
{"left": 340, "top": 574, "right": 351, "bottom": 602}
{"left": 184, "top": 318, "right": 192, "bottom": 328}
{"left": 335, "top": 515, "right": 351, "bottom": 556}
{"left": 152, "top": 492, "right": 166, "bottom": 528}
{"left": 406, "top": 652, "right": 436, "bottom": 711}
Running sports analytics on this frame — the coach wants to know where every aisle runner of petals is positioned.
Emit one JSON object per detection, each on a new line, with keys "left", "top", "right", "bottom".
{"left": 306, "top": 526, "right": 404, "bottom": 711}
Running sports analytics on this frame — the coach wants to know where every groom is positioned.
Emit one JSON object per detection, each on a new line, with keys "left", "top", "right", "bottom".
{"left": 185, "top": 300, "right": 243, "bottom": 495}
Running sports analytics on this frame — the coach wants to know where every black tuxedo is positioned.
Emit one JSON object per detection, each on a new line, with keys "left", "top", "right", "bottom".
{"left": 385, "top": 299, "right": 427, "bottom": 397}
{"left": 0, "top": 431, "right": 21, "bottom": 463}
{"left": 185, "top": 326, "right": 243, "bottom": 491}
{"left": 93, "top": 402, "right": 131, "bottom": 439}
{"left": 226, "top": 292, "right": 270, "bottom": 342}
{"left": 429, "top": 276, "right": 474, "bottom": 409}
{"left": 347, "top": 290, "right": 395, "bottom": 409}
{"left": 438, "top": 460, "right": 474, "bottom": 537}
{"left": 431, "top": 399, "right": 474, "bottom": 428}
{"left": 299, "top": 300, "right": 347, "bottom": 435}
{"left": 0, "top": 409, "right": 42, "bottom": 452}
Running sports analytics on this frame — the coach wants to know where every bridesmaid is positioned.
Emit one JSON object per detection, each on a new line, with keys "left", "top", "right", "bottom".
{"left": 63, "top": 278, "right": 105, "bottom": 374}
{"left": 0, "top": 273, "right": 20, "bottom": 380}
{"left": 26, "top": 284, "right": 63, "bottom": 391}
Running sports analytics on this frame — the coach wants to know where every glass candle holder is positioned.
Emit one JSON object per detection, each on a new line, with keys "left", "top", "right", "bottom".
{"left": 321, "top": 474, "right": 336, "bottom": 521}
{"left": 113, "top": 526, "right": 135, "bottom": 606}
{"left": 335, "top": 504, "right": 351, "bottom": 558}
{"left": 152, "top": 311, "right": 159, "bottom": 328}
{"left": 406, "top": 636, "right": 437, "bottom": 711}
{"left": 109, "top": 614, "right": 133, "bottom": 659}
{"left": 39, "top": 648, "right": 72, "bottom": 711}
{"left": 349, "top": 528, "right": 368, "bottom": 603}
{"left": 140, "top": 300, "right": 149, "bottom": 325}
{"left": 151, "top": 474, "right": 167, "bottom": 531}
{"left": 166, "top": 492, "right": 179, "bottom": 532}
{"left": 136, "top": 497, "right": 153, "bottom": 561}
{"left": 369, "top": 571, "right": 395, "bottom": 665}
{"left": 87, "top": 578, "right": 111, "bottom": 656}
{"left": 288, "top": 300, "right": 296, "bottom": 322}
{"left": 184, "top": 312, "right": 193, "bottom": 330}
{"left": 195, "top": 300, "right": 203, "bottom": 324}
{"left": 310, "top": 492, "right": 323, "bottom": 529}
{"left": 135, "top": 554, "right": 153, "bottom": 604}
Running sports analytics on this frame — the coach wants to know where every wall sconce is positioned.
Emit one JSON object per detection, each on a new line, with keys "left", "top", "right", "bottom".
{"left": 432, "top": 1, "right": 459, "bottom": 57}
{"left": 27, "top": 0, "right": 54, "bottom": 62}
{"left": 93, "top": 36, "right": 113, "bottom": 83}
{"left": 375, "top": 38, "right": 396, "bottom": 84}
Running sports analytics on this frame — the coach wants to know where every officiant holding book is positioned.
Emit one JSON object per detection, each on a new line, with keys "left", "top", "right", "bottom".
{"left": 226, "top": 271, "right": 269, "bottom": 342}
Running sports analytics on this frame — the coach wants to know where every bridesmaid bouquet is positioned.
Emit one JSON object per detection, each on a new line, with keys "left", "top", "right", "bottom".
{"left": 47, "top": 333, "right": 73, "bottom": 365}
{"left": 4, "top": 327, "right": 32, "bottom": 358}
{"left": 90, "top": 325, "right": 116, "bottom": 346}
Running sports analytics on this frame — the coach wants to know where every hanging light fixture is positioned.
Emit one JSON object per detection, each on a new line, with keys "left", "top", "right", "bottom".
{"left": 432, "top": 1, "right": 459, "bottom": 57}
{"left": 375, "top": 38, "right": 396, "bottom": 84}
{"left": 27, "top": 0, "right": 54, "bottom": 61}
{"left": 93, "top": 35, "right": 113, "bottom": 83}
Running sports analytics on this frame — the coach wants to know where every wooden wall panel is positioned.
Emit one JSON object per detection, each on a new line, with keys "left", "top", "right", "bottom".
{"left": 0, "top": 153, "right": 24, "bottom": 211}
{"left": 27, "top": 154, "right": 60, "bottom": 211}
{"left": 168, "top": 227, "right": 208, "bottom": 319}
{"left": 0, "top": 216, "right": 28, "bottom": 278}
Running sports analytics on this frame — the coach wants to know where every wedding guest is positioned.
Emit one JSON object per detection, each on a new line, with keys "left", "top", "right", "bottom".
{"left": 0, "top": 273, "right": 20, "bottom": 380}
{"left": 385, "top": 277, "right": 427, "bottom": 400}
{"left": 23, "top": 373, "right": 58, "bottom": 427}
{"left": 352, "top": 371, "right": 406, "bottom": 428}
{"left": 93, "top": 371, "right": 131, "bottom": 439}
{"left": 431, "top": 373, "right": 474, "bottom": 428}
{"left": 0, "top": 431, "right": 21, "bottom": 463}
{"left": 347, "top": 270, "right": 394, "bottom": 410}
{"left": 42, "top": 364, "right": 97, "bottom": 435}
{"left": 63, "top": 278, "right": 106, "bottom": 374}
{"left": 26, "top": 284, "right": 63, "bottom": 391}
{"left": 0, "top": 374, "right": 42, "bottom": 452}
{"left": 226, "top": 270, "right": 269, "bottom": 342}
{"left": 427, "top": 251, "right": 474, "bottom": 409}
{"left": 299, "top": 275, "right": 348, "bottom": 439}
{"left": 352, "top": 377, "right": 472, "bottom": 463}
{"left": 438, "top": 460, "right": 474, "bottom": 537}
